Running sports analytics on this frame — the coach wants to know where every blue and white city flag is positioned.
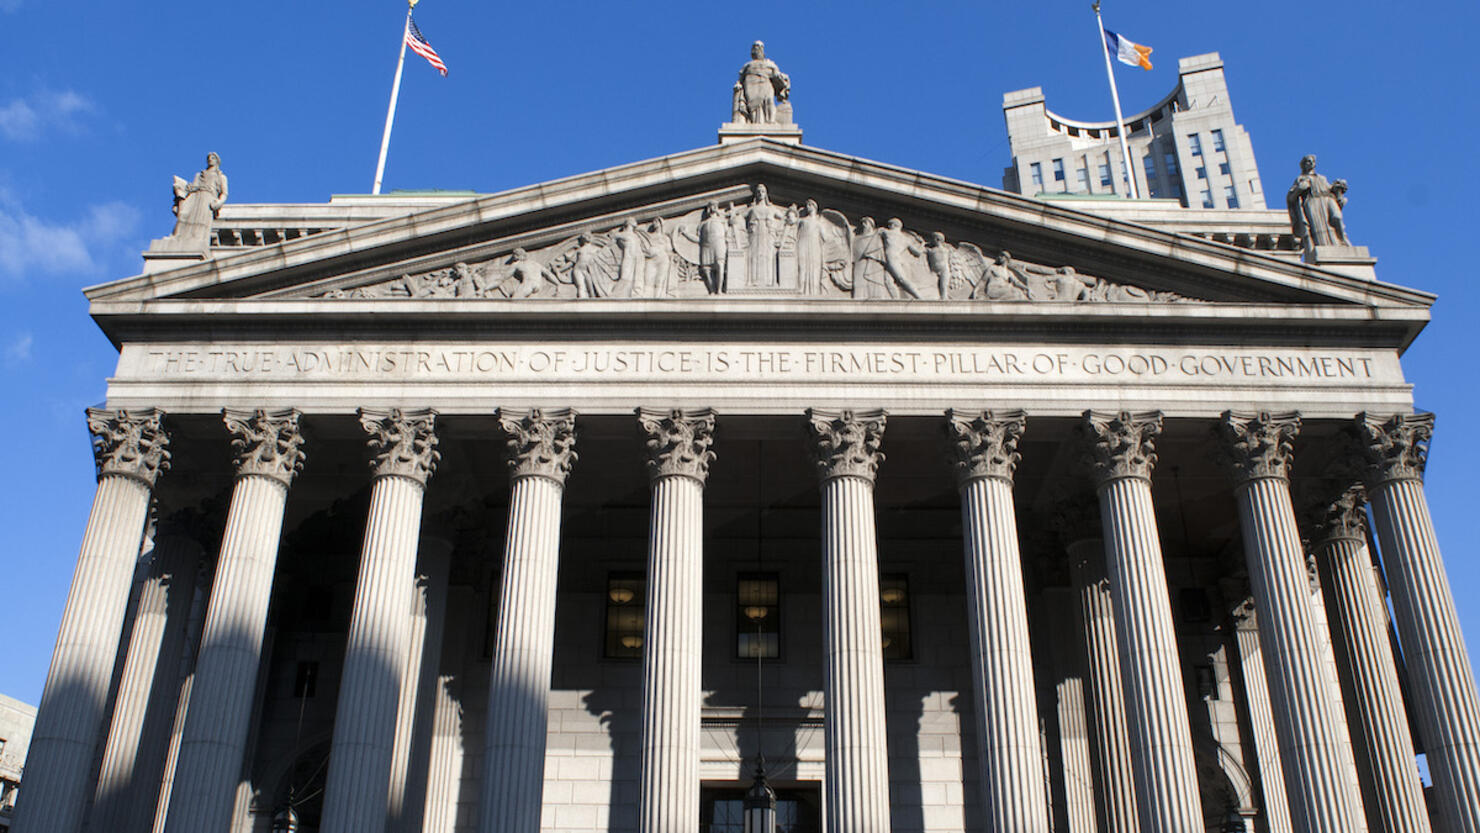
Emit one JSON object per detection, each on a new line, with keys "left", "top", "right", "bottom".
{"left": 1103, "top": 29, "right": 1153, "bottom": 70}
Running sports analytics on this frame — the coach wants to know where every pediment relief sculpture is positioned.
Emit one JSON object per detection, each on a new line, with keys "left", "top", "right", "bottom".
{"left": 314, "top": 185, "right": 1192, "bottom": 304}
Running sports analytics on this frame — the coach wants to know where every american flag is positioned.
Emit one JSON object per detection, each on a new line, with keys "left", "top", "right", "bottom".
{"left": 405, "top": 17, "right": 447, "bottom": 77}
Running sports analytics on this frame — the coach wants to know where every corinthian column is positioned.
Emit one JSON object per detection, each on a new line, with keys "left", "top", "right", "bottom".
{"left": 636, "top": 408, "right": 715, "bottom": 833}
{"left": 1354, "top": 413, "right": 1480, "bottom": 833}
{"left": 163, "top": 409, "right": 305, "bottom": 833}
{"left": 1308, "top": 486, "right": 1432, "bottom": 833}
{"left": 807, "top": 408, "right": 891, "bottom": 833}
{"left": 479, "top": 408, "right": 577, "bottom": 833}
{"left": 320, "top": 408, "right": 440, "bottom": 833}
{"left": 1216, "top": 410, "right": 1365, "bottom": 831}
{"left": 945, "top": 410, "right": 1049, "bottom": 833}
{"left": 1056, "top": 497, "right": 1139, "bottom": 833}
{"left": 1077, "top": 410, "right": 1202, "bottom": 833}
{"left": 1228, "top": 600, "right": 1295, "bottom": 833}
{"left": 12, "top": 409, "right": 169, "bottom": 833}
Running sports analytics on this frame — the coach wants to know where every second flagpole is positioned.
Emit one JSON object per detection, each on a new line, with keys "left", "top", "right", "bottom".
{"left": 1092, "top": 2, "right": 1140, "bottom": 199}
{"left": 372, "top": 1, "right": 415, "bottom": 195}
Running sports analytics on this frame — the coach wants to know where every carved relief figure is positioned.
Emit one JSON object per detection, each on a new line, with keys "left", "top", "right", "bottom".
{"left": 970, "top": 251, "right": 1030, "bottom": 301}
{"left": 926, "top": 232, "right": 954, "bottom": 299}
{"left": 745, "top": 185, "right": 782, "bottom": 287}
{"left": 677, "top": 201, "right": 728, "bottom": 294}
{"left": 168, "top": 152, "right": 229, "bottom": 251}
{"left": 613, "top": 218, "right": 644, "bottom": 297}
{"left": 795, "top": 199, "right": 827, "bottom": 295}
{"left": 642, "top": 218, "right": 676, "bottom": 298}
{"left": 571, "top": 233, "right": 607, "bottom": 298}
{"left": 504, "top": 248, "right": 551, "bottom": 299}
{"left": 1286, "top": 154, "right": 1351, "bottom": 249}
{"left": 879, "top": 218, "right": 925, "bottom": 300}
{"left": 733, "top": 41, "right": 791, "bottom": 125}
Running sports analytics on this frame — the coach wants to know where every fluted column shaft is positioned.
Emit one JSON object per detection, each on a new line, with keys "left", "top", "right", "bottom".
{"left": 479, "top": 408, "right": 577, "bottom": 833}
{"left": 1231, "top": 610, "right": 1295, "bottom": 833}
{"left": 1067, "top": 539, "right": 1140, "bottom": 833}
{"left": 1357, "top": 412, "right": 1480, "bottom": 833}
{"left": 1079, "top": 410, "right": 1202, "bottom": 833}
{"left": 1313, "top": 510, "right": 1431, "bottom": 833}
{"left": 947, "top": 410, "right": 1049, "bottom": 833}
{"left": 13, "top": 409, "right": 168, "bottom": 833}
{"left": 636, "top": 408, "right": 713, "bottom": 833}
{"left": 321, "top": 408, "right": 439, "bottom": 833}
{"left": 423, "top": 585, "right": 472, "bottom": 833}
{"left": 389, "top": 538, "right": 452, "bottom": 832}
{"left": 91, "top": 533, "right": 203, "bottom": 833}
{"left": 809, "top": 408, "right": 891, "bottom": 833}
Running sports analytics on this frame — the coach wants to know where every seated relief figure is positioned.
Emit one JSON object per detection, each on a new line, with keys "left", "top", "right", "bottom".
{"left": 323, "top": 188, "right": 1191, "bottom": 305}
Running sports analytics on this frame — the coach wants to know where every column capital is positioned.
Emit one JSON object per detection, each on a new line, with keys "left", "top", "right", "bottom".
{"left": 86, "top": 407, "right": 171, "bottom": 487}
{"left": 1303, "top": 484, "right": 1368, "bottom": 547}
{"left": 806, "top": 408, "right": 886, "bottom": 483}
{"left": 945, "top": 408, "right": 1026, "bottom": 486}
{"left": 1353, "top": 412, "right": 1433, "bottom": 486}
{"left": 1217, "top": 410, "right": 1302, "bottom": 484}
{"left": 1078, "top": 410, "right": 1162, "bottom": 484}
{"left": 358, "top": 407, "right": 440, "bottom": 487}
{"left": 637, "top": 407, "right": 716, "bottom": 483}
{"left": 1229, "top": 595, "right": 1259, "bottom": 631}
{"left": 223, "top": 408, "right": 306, "bottom": 487}
{"left": 499, "top": 407, "right": 578, "bottom": 485}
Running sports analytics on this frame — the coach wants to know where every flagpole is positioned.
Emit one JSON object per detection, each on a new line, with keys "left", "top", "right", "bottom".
{"left": 371, "top": 2, "right": 414, "bottom": 195}
{"left": 1093, "top": 2, "right": 1140, "bottom": 199}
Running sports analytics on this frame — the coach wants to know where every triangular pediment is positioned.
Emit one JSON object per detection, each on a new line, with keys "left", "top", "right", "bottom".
{"left": 85, "top": 139, "right": 1432, "bottom": 313}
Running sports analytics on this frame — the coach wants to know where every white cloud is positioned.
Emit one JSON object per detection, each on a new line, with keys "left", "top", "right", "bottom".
{"left": 4, "top": 332, "right": 32, "bottom": 364}
{"left": 0, "top": 89, "right": 95, "bottom": 141}
{"left": 0, "top": 189, "right": 140, "bottom": 281}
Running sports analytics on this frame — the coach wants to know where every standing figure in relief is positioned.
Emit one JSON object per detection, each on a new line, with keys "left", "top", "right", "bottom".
{"left": 851, "top": 217, "right": 890, "bottom": 299}
{"left": 572, "top": 233, "right": 605, "bottom": 298}
{"left": 733, "top": 41, "right": 791, "bottom": 125}
{"left": 746, "top": 185, "right": 782, "bottom": 287}
{"left": 168, "top": 152, "right": 229, "bottom": 250}
{"left": 925, "top": 232, "right": 955, "bottom": 299}
{"left": 642, "top": 218, "right": 675, "bottom": 298}
{"left": 680, "top": 201, "right": 729, "bottom": 294}
{"left": 795, "top": 199, "right": 826, "bottom": 295}
{"left": 613, "top": 218, "right": 644, "bottom": 297}
{"left": 879, "top": 218, "right": 924, "bottom": 299}
{"left": 970, "top": 251, "right": 1029, "bottom": 300}
{"left": 1285, "top": 154, "right": 1351, "bottom": 249}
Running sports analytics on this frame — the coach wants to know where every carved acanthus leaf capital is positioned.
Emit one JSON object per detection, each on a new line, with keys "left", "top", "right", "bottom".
{"left": 1303, "top": 484, "right": 1367, "bottom": 547}
{"left": 499, "top": 407, "right": 578, "bottom": 485}
{"left": 1229, "top": 595, "right": 1259, "bottom": 630}
{"left": 1216, "top": 410, "right": 1301, "bottom": 483}
{"left": 223, "top": 408, "right": 306, "bottom": 486}
{"left": 1078, "top": 410, "right": 1163, "bottom": 484}
{"left": 637, "top": 407, "right": 716, "bottom": 483}
{"left": 807, "top": 408, "right": 887, "bottom": 483}
{"left": 946, "top": 409, "right": 1026, "bottom": 485}
{"left": 86, "top": 407, "right": 171, "bottom": 487}
{"left": 1353, "top": 412, "right": 1433, "bottom": 485}
{"left": 358, "top": 407, "right": 440, "bottom": 486}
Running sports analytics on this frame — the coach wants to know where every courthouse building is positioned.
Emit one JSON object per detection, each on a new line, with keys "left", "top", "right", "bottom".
{"left": 12, "top": 45, "right": 1480, "bottom": 833}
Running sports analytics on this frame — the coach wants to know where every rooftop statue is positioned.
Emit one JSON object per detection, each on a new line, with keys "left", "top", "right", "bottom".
{"left": 1286, "top": 154, "right": 1352, "bottom": 251}
{"left": 168, "top": 152, "right": 229, "bottom": 251}
{"left": 732, "top": 41, "right": 792, "bottom": 125}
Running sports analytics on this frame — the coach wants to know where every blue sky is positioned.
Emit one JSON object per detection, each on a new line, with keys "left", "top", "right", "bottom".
{"left": 1, "top": 0, "right": 1477, "bottom": 709}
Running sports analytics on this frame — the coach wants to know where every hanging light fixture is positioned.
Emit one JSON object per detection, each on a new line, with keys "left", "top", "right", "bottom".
{"left": 270, "top": 805, "right": 300, "bottom": 833}
{"left": 744, "top": 755, "right": 777, "bottom": 833}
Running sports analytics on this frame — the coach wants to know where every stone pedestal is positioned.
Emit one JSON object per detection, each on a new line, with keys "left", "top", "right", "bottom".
{"left": 321, "top": 409, "right": 439, "bottom": 833}
{"left": 479, "top": 409, "right": 577, "bottom": 833}
{"left": 11, "top": 409, "right": 169, "bottom": 833}
{"left": 636, "top": 408, "right": 715, "bottom": 833}
{"left": 1356, "top": 413, "right": 1480, "bottom": 833}
{"left": 1079, "top": 410, "right": 1203, "bottom": 833}
{"left": 717, "top": 123, "right": 803, "bottom": 145}
{"left": 946, "top": 410, "right": 1049, "bottom": 833}
{"left": 164, "top": 409, "right": 304, "bottom": 833}
{"left": 808, "top": 409, "right": 891, "bottom": 833}
{"left": 1216, "top": 411, "right": 1365, "bottom": 831}
{"left": 1310, "top": 487, "right": 1432, "bottom": 833}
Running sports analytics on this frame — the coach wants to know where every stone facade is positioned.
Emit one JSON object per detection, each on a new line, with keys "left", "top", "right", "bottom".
{"left": 8, "top": 99, "right": 1476, "bottom": 833}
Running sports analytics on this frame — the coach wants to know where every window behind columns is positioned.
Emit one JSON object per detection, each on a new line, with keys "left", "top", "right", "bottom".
{"left": 880, "top": 574, "right": 913, "bottom": 660}
{"left": 737, "top": 573, "right": 780, "bottom": 659}
{"left": 604, "top": 572, "right": 646, "bottom": 659}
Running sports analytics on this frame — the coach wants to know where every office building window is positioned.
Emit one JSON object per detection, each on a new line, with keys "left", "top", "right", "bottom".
{"left": 1142, "top": 155, "right": 1157, "bottom": 179}
{"left": 1173, "top": 183, "right": 1184, "bottom": 199}
{"left": 1211, "top": 128, "right": 1226, "bottom": 152}
{"left": 703, "top": 787, "right": 821, "bottom": 832}
{"left": 1219, "top": 162, "right": 1231, "bottom": 176}
{"left": 1076, "top": 168, "right": 1089, "bottom": 189}
{"left": 1052, "top": 158, "right": 1065, "bottom": 181}
{"left": 1195, "top": 166, "right": 1207, "bottom": 180}
{"left": 1200, "top": 189, "right": 1215, "bottom": 208}
{"left": 1225, "top": 185, "right": 1240, "bottom": 208}
{"left": 881, "top": 575, "right": 912, "bottom": 660}
{"left": 1029, "top": 162, "right": 1043, "bottom": 187}
{"left": 1164, "top": 153, "right": 1179, "bottom": 175}
{"left": 1188, "top": 134, "right": 1203, "bottom": 156}
{"left": 1098, "top": 162, "right": 1112, "bottom": 187}
{"left": 605, "top": 572, "right": 646, "bottom": 658}
{"left": 737, "top": 573, "right": 780, "bottom": 659}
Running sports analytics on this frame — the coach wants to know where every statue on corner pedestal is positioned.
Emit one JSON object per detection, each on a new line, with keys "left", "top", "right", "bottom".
{"left": 732, "top": 40, "right": 791, "bottom": 125}
{"left": 1286, "top": 153, "right": 1351, "bottom": 252}
{"left": 148, "top": 152, "right": 228, "bottom": 257}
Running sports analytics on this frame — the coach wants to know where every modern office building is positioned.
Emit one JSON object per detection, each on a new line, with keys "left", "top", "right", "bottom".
{"left": 10, "top": 44, "right": 1478, "bottom": 833}
{"left": 0, "top": 694, "right": 37, "bottom": 833}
